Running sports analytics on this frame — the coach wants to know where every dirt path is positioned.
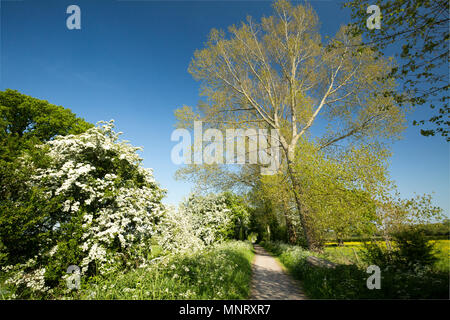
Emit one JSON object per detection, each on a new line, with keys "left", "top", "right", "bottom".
{"left": 250, "top": 244, "right": 307, "bottom": 300}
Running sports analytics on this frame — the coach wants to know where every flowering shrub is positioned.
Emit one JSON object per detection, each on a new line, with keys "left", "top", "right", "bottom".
{"left": 155, "top": 193, "right": 237, "bottom": 254}
{"left": 2, "top": 120, "right": 166, "bottom": 298}
{"left": 0, "top": 120, "right": 253, "bottom": 299}
{"left": 155, "top": 205, "right": 205, "bottom": 254}
{"left": 180, "top": 193, "right": 235, "bottom": 246}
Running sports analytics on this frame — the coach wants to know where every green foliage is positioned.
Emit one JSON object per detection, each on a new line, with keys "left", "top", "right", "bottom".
{"left": 360, "top": 242, "right": 393, "bottom": 268}
{"left": 174, "top": 0, "right": 407, "bottom": 251}
{"left": 344, "top": 0, "right": 449, "bottom": 140}
{"left": 375, "top": 192, "right": 444, "bottom": 241}
{"left": 223, "top": 192, "right": 251, "bottom": 240}
{"left": 1, "top": 121, "right": 166, "bottom": 298}
{"left": 248, "top": 198, "right": 289, "bottom": 244}
{"left": 289, "top": 140, "right": 385, "bottom": 248}
{"left": 404, "top": 219, "right": 450, "bottom": 237}
{"left": 0, "top": 89, "right": 93, "bottom": 159}
{"left": 76, "top": 241, "right": 254, "bottom": 300}
{"left": 391, "top": 228, "right": 438, "bottom": 268}
{"left": 361, "top": 227, "right": 438, "bottom": 270}
{"left": 247, "top": 232, "right": 258, "bottom": 243}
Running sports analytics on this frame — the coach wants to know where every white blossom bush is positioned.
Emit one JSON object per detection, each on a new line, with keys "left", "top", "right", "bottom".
{"left": 3, "top": 259, "right": 49, "bottom": 295}
{"left": 155, "top": 193, "right": 236, "bottom": 254}
{"left": 155, "top": 205, "right": 205, "bottom": 254}
{"left": 2, "top": 120, "right": 166, "bottom": 297}
{"left": 155, "top": 194, "right": 244, "bottom": 254}
{"left": 179, "top": 193, "right": 234, "bottom": 246}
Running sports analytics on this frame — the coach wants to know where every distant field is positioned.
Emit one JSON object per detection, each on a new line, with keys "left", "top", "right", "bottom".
{"left": 321, "top": 240, "right": 450, "bottom": 272}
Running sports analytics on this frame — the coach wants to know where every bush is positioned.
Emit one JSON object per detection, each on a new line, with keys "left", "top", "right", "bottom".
{"left": 0, "top": 90, "right": 93, "bottom": 267}
{"left": 391, "top": 228, "right": 438, "bottom": 268}
{"left": 1, "top": 121, "right": 166, "bottom": 298}
{"left": 179, "top": 193, "right": 236, "bottom": 246}
{"left": 361, "top": 228, "right": 438, "bottom": 271}
{"left": 154, "top": 205, "right": 205, "bottom": 254}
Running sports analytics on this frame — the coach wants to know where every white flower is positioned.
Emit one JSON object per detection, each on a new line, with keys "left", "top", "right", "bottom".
{"left": 49, "top": 245, "right": 58, "bottom": 257}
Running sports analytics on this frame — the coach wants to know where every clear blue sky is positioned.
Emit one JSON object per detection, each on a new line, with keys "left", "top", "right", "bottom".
{"left": 1, "top": 0, "right": 448, "bottom": 217}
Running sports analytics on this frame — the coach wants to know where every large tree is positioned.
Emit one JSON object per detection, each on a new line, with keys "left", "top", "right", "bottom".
{"left": 175, "top": 0, "right": 405, "bottom": 250}
{"left": 344, "top": 0, "right": 449, "bottom": 140}
{"left": 0, "top": 89, "right": 92, "bottom": 155}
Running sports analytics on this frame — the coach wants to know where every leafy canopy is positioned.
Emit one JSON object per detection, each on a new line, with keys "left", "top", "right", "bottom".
{"left": 344, "top": 0, "right": 449, "bottom": 140}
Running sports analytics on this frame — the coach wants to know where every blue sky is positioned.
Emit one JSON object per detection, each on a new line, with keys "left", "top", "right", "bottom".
{"left": 1, "top": 0, "right": 448, "bottom": 217}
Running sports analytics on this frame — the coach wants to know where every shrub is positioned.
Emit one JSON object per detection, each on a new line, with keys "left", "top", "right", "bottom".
{"left": 0, "top": 90, "right": 92, "bottom": 267}
{"left": 361, "top": 227, "right": 438, "bottom": 272}
{"left": 1, "top": 120, "right": 166, "bottom": 298}
{"left": 155, "top": 193, "right": 248, "bottom": 254}
{"left": 154, "top": 205, "right": 205, "bottom": 254}
{"left": 391, "top": 228, "right": 438, "bottom": 268}
{"left": 180, "top": 193, "right": 235, "bottom": 246}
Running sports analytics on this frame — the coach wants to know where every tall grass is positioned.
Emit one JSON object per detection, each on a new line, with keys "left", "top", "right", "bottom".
{"left": 72, "top": 240, "right": 254, "bottom": 300}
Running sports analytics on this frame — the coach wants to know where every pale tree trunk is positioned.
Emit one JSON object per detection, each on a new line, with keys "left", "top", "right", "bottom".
{"left": 266, "top": 224, "right": 271, "bottom": 241}
{"left": 284, "top": 148, "right": 319, "bottom": 251}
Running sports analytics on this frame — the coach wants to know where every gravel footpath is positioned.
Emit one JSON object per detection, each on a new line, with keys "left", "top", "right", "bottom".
{"left": 250, "top": 244, "right": 307, "bottom": 300}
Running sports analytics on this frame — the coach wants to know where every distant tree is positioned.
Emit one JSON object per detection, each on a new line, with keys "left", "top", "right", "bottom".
{"left": 263, "top": 139, "right": 384, "bottom": 248}
{"left": 375, "top": 192, "right": 443, "bottom": 249}
{"left": 344, "top": 0, "right": 449, "bottom": 140}
{"left": 414, "top": 219, "right": 450, "bottom": 237}
{"left": 223, "top": 192, "right": 251, "bottom": 240}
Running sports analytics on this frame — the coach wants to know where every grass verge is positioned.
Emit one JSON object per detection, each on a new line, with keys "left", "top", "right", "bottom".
{"left": 74, "top": 240, "right": 254, "bottom": 300}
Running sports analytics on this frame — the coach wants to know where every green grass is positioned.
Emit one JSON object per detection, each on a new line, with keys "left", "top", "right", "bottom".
{"left": 71, "top": 240, "right": 254, "bottom": 300}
